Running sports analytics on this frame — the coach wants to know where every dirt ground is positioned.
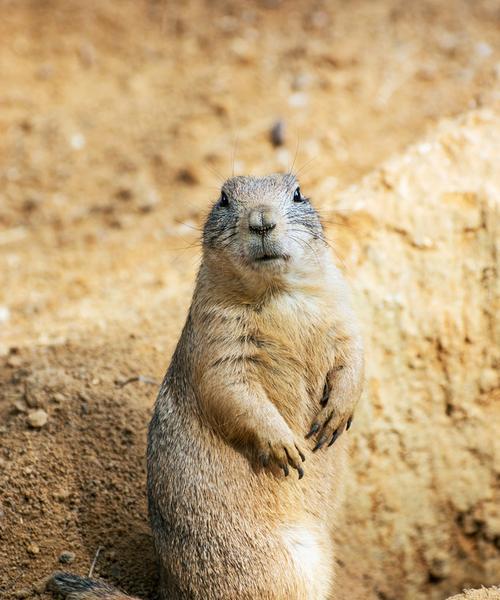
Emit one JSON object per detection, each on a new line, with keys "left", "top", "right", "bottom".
{"left": 0, "top": 1, "right": 499, "bottom": 599}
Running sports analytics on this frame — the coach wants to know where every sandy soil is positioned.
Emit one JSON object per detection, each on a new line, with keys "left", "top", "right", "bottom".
{"left": 0, "top": 1, "right": 499, "bottom": 599}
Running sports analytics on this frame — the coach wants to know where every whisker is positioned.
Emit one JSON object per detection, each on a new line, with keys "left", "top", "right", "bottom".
{"left": 173, "top": 219, "right": 203, "bottom": 232}
{"left": 289, "top": 135, "right": 301, "bottom": 175}
{"left": 287, "top": 233, "right": 322, "bottom": 268}
{"left": 219, "top": 230, "right": 240, "bottom": 249}
{"left": 231, "top": 133, "right": 240, "bottom": 178}
{"left": 203, "top": 164, "right": 226, "bottom": 185}
{"left": 293, "top": 155, "right": 318, "bottom": 178}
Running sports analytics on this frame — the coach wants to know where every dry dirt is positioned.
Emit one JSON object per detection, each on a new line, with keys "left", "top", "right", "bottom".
{"left": 0, "top": 1, "right": 499, "bottom": 599}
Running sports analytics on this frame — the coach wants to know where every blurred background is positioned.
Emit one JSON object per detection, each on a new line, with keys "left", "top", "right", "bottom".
{"left": 0, "top": 1, "right": 499, "bottom": 599}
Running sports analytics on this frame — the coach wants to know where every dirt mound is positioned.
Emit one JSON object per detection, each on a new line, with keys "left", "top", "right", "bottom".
{"left": 331, "top": 109, "right": 500, "bottom": 599}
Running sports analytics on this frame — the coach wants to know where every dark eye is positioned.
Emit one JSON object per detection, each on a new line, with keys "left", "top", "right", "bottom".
{"left": 220, "top": 191, "right": 229, "bottom": 207}
{"left": 293, "top": 187, "right": 303, "bottom": 203}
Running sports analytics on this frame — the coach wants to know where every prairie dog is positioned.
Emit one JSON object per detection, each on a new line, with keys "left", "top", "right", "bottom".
{"left": 49, "top": 173, "right": 364, "bottom": 600}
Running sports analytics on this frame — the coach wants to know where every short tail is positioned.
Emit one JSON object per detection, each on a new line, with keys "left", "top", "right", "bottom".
{"left": 48, "top": 571, "right": 139, "bottom": 600}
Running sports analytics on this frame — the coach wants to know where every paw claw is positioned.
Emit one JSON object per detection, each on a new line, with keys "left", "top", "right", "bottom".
{"left": 313, "top": 434, "right": 328, "bottom": 452}
{"left": 320, "top": 381, "right": 330, "bottom": 406}
{"left": 328, "top": 428, "right": 341, "bottom": 447}
{"left": 295, "top": 445, "right": 306, "bottom": 462}
{"left": 305, "top": 423, "right": 319, "bottom": 439}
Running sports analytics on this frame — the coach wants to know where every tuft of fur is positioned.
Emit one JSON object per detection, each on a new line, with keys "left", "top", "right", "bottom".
{"left": 47, "top": 572, "right": 137, "bottom": 600}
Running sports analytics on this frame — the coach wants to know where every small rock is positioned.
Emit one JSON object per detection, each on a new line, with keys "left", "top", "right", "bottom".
{"left": 288, "top": 92, "right": 308, "bottom": 108}
{"left": 115, "top": 188, "right": 134, "bottom": 202}
{"left": 270, "top": 119, "right": 286, "bottom": 147}
{"left": 59, "top": 550, "right": 75, "bottom": 564}
{"left": 70, "top": 133, "right": 86, "bottom": 151}
{"left": 0, "top": 306, "right": 10, "bottom": 323}
{"left": 12, "top": 400, "right": 28, "bottom": 413}
{"left": 176, "top": 166, "right": 200, "bottom": 186}
{"left": 7, "top": 354, "right": 22, "bottom": 368}
{"left": 13, "top": 589, "right": 31, "bottom": 599}
{"left": 54, "top": 487, "right": 71, "bottom": 501}
{"left": 27, "top": 542, "right": 40, "bottom": 555}
{"left": 52, "top": 392, "right": 66, "bottom": 403}
{"left": 26, "top": 409, "right": 48, "bottom": 429}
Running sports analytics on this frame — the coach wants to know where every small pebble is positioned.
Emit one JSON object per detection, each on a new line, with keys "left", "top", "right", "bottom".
{"left": 176, "top": 166, "right": 200, "bottom": 186}
{"left": 270, "top": 119, "right": 286, "bottom": 147}
{"left": 70, "top": 133, "right": 86, "bottom": 150}
{"left": 12, "top": 400, "right": 28, "bottom": 413}
{"left": 7, "top": 355, "right": 22, "bottom": 368}
{"left": 26, "top": 409, "right": 48, "bottom": 429}
{"left": 14, "top": 589, "right": 31, "bottom": 599}
{"left": 54, "top": 486, "right": 71, "bottom": 501}
{"left": 0, "top": 306, "right": 10, "bottom": 323}
{"left": 288, "top": 92, "right": 308, "bottom": 108}
{"left": 27, "top": 542, "right": 40, "bottom": 555}
{"left": 59, "top": 550, "right": 75, "bottom": 564}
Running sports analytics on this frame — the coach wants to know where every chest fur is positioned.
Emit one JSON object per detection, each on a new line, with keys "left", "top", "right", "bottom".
{"left": 245, "top": 292, "right": 336, "bottom": 421}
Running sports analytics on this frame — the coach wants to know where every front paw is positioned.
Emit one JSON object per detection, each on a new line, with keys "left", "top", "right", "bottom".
{"left": 306, "top": 387, "right": 354, "bottom": 452}
{"left": 256, "top": 431, "right": 306, "bottom": 479}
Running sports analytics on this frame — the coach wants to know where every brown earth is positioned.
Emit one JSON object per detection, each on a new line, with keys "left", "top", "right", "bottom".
{"left": 0, "top": 1, "right": 499, "bottom": 600}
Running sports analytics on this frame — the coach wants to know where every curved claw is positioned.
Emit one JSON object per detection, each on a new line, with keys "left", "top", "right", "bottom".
{"left": 284, "top": 446, "right": 306, "bottom": 479}
{"left": 320, "top": 381, "right": 330, "bottom": 406}
{"left": 328, "top": 427, "right": 342, "bottom": 447}
{"left": 296, "top": 446, "right": 306, "bottom": 462}
{"left": 312, "top": 434, "right": 329, "bottom": 452}
{"left": 305, "top": 422, "right": 320, "bottom": 439}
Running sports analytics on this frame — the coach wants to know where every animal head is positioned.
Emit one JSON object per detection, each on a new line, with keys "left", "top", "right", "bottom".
{"left": 202, "top": 174, "right": 327, "bottom": 284}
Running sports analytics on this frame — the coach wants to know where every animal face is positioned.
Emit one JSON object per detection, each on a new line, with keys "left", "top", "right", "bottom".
{"left": 203, "top": 174, "right": 326, "bottom": 280}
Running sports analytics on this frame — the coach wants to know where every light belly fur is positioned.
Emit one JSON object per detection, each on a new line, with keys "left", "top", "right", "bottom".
{"left": 281, "top": 522, "right": 334, "bottom": 600}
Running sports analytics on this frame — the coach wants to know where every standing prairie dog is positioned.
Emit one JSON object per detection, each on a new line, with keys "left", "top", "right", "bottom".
{"left": 49, "top": 173, "right": 364, "bottom": 600}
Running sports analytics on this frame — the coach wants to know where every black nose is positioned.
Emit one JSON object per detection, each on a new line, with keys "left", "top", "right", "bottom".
{"left": 248, "top": 209, "right": 276, "bottom": 235}
{"left": 249, "top": 222, "right": 276, "bottom": 235}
